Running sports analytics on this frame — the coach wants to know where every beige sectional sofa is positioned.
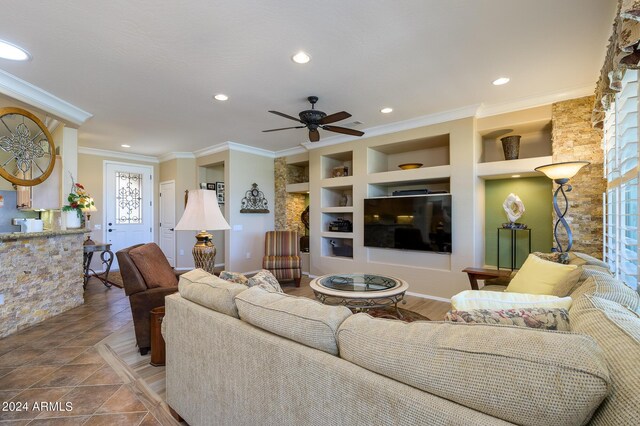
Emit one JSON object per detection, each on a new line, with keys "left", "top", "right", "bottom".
{"left": 163, "top": 262, "right": 640, "bottom": 426}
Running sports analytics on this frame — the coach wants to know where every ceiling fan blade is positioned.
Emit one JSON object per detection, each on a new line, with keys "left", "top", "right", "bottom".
{"left": 268, "top": 110, "right": 303, "bottom": 123}
{"left": 262, "top": 126, "right": 306, "bottom": 133}
{"left": 309, "top": 129, "right": 320, "bottom": 142}
{"left": 319, "top": 111, "right": 351, "bottom": 125}
{"left": 322, "top": 125, "right": 364, "bottom": 137}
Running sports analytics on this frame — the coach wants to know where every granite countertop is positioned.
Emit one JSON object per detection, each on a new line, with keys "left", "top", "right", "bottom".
{"left": 0, "top": 229, "right": 89, "bottom": 241}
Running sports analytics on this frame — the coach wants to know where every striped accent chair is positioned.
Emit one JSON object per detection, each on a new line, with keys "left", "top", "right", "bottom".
{"left": 263, "top": 230, "right": 301, "bottom": 287}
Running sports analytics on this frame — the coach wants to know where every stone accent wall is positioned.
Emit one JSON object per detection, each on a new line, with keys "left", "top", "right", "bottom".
{"left": 551, "top": 96, "right": 605, "bottom": 258}
{"left": 274, "top": 158, "right": 307, "bottom": 234}
{"left": 0, "top": 233, "right": 84, "bottom": 338}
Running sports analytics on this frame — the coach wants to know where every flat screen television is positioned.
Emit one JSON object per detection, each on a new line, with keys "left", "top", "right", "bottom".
{"left": 364, "top": 194, "right": 452, "bottom": 253}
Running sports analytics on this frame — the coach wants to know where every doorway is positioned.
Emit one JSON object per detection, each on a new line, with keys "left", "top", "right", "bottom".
{"left": 159, "top": 180, "right": 176, "bottom": 267}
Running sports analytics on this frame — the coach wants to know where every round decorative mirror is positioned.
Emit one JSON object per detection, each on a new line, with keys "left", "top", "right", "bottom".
{"left": 0, "top": 107, "right": 55, "bottom": 186}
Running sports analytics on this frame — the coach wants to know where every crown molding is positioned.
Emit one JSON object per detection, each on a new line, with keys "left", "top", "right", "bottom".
{"left": 78, "top": 146, "right": 159, "bottom": 163}
{"left": 194, "top": 141, "right": 275, "bottom": 158}
{"left": 302, "top": 104, "right": 481, "bottom": 150}
{"left": 273, "top": 145, "right": 308, "bottom": 158}
{"left": 476, "top": 84, "right": 594, "bottom": 118}
{"left": 158, "top": 152, "right": 196, "bottom": 162}
{"left": 0, "top": 69, "right": 93, "bottom": 127}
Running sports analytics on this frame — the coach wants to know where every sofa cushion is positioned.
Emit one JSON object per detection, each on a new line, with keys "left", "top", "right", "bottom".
{"left": 219, "top": 270, "right": 249, "bottom": 284}
{"left": 570, "top": 294, "right": 640, "bottom": 425}
{"left": 532, "top": 251, "right": 570, "bottom": 264}
{"left": 337, "top": 314, "right": 610, "bottom": 426}
{"left": 506, "top": 254, "right": 579, "bottom": 296}
{"left": 247, "top": 269, "right": 283, "bottom": 293}
{"left": 451, "top": 290, "right": 573, "bottom": 310}
{"left": 570, "top": 274, "right": 639, "bottom": 314}
{"left": 129, "top": 243, "right": 178, "bottom": 289}
{"left": 445, "top": 308, "right": 570, "bottom": 331}
{"left": 571, "top": 252, "right": 609, "bottom": 269}
{"left": 235, "top": 286, "right": 352, "bottom": 355}
{"left": 178, "top": 268, "right": 247, "bottom": 318}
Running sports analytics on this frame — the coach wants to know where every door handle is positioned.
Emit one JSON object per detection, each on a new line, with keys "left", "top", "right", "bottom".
{"left": 169, "top": 228, "right": 174, "bottom": 231}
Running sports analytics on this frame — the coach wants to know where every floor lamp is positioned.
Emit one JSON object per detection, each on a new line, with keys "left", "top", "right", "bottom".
{"left": 174, "top": 189, "right": 230, "bottom": 274}
{"left": 534, "top": 161, "right": 589, "bottom": 252}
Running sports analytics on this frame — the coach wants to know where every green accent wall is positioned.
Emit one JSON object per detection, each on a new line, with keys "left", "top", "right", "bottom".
{"left": 485, "top": 177, "right": 553, "bottom": 268}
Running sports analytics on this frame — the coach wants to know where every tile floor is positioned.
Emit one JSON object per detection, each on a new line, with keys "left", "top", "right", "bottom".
{"left": 0, "top": 280, "right": 163, "bottom": 425}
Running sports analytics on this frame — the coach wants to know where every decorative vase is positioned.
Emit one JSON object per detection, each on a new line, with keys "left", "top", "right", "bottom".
{"left": 64, "top": 210, "right": 82, "bottom": 229}
{"left": 501, "top": 135, "right": 521, "bottom": 160}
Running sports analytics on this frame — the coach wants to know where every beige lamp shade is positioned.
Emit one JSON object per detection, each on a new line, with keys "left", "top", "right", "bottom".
{"left": 175, "top": 189, "right": 230, "bottom": 231}
{"left": 81, "top": 197, "right": 97, "bottom": 213}
{"left": 534, "top": 161, "right": 589, "bottom": 181}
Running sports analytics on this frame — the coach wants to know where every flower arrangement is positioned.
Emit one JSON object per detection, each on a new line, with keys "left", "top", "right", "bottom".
{"left": 62, "top": 176, "right": 94, "bottom": 218}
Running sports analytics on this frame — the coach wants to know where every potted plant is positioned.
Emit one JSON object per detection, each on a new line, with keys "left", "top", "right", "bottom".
{"left": 62, "top": 177, "right": 94, "bottom": 229}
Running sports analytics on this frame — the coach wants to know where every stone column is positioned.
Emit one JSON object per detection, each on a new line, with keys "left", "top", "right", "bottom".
{"left": 551, "top": 96, "right": 605, "bottom": 258}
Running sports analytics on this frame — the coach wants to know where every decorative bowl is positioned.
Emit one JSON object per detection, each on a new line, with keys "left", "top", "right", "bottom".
{"left": 398, "top": 163, "right": 423, "bottom": 170}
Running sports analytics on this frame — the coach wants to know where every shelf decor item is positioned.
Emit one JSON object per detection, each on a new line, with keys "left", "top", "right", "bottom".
{"left": 500, "top": 135, "right": 521, "bottom": 160}
{"left": 398, "top": 163, "right": 423, "bottom": 170}
{"left": 174, "top": 189, "right": 231, "bottom": 274}
{"left": 534, "top": 161, "right": 589, "bottom": 252}
{"left": 240, "top": 183, "right": 270, "bottom": 213}
{"left": 502, "top": 193, "right": 526, "bottom": 229}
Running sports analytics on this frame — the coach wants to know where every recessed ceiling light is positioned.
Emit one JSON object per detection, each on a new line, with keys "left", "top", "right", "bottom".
{"left": 121, "top": 144, "right": 131, "bottom": 148}
{"left": 214, "top": 94, "right": 229, "bottom": 101}
{"left": 492, "top": 77, "right": 510, "bottom": 86}
{"left": 292, "top": 51, "right": 311, "bottom": 64}
{"left": 380, "top": 107, "right": 393, "bottom": 114}
{"left": 511, "top": 174, "right": 521, "bottom": 178}
{"left": 0, "top": 39, "right": 30, "bottom": 61}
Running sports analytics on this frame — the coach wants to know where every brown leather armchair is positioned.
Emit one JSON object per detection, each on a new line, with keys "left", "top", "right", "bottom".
{"left": 116, "top": 243, "right": 182, "bottom": 355}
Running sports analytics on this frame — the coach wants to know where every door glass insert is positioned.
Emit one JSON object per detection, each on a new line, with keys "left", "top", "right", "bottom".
{"left": 115, "top": 171, "right": 143, "bottom": 224}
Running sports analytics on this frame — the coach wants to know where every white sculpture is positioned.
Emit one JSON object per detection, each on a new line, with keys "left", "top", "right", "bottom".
{"left": 503, "top": 193, "right": 525, "bottom": 223}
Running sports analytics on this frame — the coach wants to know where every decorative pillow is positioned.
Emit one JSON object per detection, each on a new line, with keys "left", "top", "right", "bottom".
{"left": 235, "top": 286, "right": 352, "bottom": 355}
{"left": 532, "top": 251, "right": 570, "bottom": 264}
{"left": 247, "top": 269, "right": 283, "bottom": 293}
{"left": 506, "top": 254, "right": 579, "bottom": 296}
{"left": 178, "top": 268, "right": 247, "bottom": 318}
{"left": 128, "top": 243, "right": 178, "bottom": 289}
{"left": 219, "top": 270, "right": 249, "bottom": 284}
{"left": 445, "top": 308, "right": 570, "bottom": 331}
{"left": 451, "top": 290, "right": 573, "bottom": 310}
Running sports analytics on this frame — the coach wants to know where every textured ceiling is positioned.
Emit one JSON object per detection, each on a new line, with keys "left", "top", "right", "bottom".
{"left": 0, "top": 0, "right": 616, "bottom": 156}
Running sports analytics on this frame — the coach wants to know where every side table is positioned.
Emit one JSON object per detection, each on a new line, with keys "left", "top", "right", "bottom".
{"left": 83, "top": 242, "right": 114, "bottom": 289}
{"left": 497, "top": 227, "right": 532, "bottom": 270}
{"left": 150, "top": 306, "right": 166, "bottom": 367}
{"left": 462, "top": 267, "right": 512, "bottom": 290}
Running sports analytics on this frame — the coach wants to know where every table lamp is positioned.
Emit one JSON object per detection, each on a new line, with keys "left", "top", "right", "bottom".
{"left": 81, "top": 197, "right": 98, "bottom": 245}
{"left": 534, "top": 161, "right": 589, "bottom": 252}
{"left": 174, "top": 189, "right": 230, "bottom": 273}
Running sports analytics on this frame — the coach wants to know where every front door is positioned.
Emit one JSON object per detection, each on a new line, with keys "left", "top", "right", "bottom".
{"left": 104, "top": 162, "right": 153, "bottom": 269}
{"left": 159, "top": 180, "right": 176, "bottom": 267}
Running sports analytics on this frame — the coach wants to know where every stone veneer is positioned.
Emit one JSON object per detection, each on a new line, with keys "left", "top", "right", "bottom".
{"left": 274, "top": 157, "right": 307, "bottom": 234}
{"left": 0, "top": 232, "right": 85, "bottom": 338}
{"left": 551, "top": 96, "right": 605, "bottom": 258}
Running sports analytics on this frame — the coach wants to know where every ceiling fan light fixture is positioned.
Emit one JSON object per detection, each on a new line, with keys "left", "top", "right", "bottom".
{"left": 380, "top": 107, "right": 393, "bottom": 114}
{"left": 492, "top": 77, "right": 510, "bottom": 86}
{"left": 214, "top": 94, "right": 229, "bottom": 101}
{"left": 0, "top": 39, "right": 31, "bottom": 61}
{"left": 292, "top": 51, "right": 311, "bottom": 64}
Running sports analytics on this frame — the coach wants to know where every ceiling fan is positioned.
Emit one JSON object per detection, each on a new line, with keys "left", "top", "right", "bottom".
{"left": 263, "top": 96, "right": 365, "bottom": 142}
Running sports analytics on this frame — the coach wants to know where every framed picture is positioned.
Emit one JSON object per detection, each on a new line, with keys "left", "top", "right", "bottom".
{"left": 206, "top": 183, "right": 216, "bottom": 190}
{"left": 216, "top": 181, "right": 225, "bottom": 204}
{"left": 199, "top": 182, "right": 207, "bottom": 189}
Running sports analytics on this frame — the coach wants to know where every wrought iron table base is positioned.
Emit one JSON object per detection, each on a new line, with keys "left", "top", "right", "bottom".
{"left": 312, "top": 291, "right": 408, "bottom": 319}
{"left": 83, "top": 249, "right": 114, "bottom": 289}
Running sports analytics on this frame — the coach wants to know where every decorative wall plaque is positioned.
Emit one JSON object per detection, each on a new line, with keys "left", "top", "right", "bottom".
{"left": 240, "top": 183, "right": 269, "bottom": 213}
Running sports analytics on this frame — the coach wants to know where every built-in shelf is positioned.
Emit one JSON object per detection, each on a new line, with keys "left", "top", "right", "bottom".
{"left": 367, "top": 178, "right": 450, "bottom": 198}
{"left": 477, "top": 156, "right": 552, "bottom": 180}
{"left": 286, "top": 182, "right": 309, "bottom": 193}
{"left": 321, "top": 231, "right": 354, "bottom": 238}
{"left": 286, "top": 157, "right": 309, "bottom": 185}
{"left": 368, "top": 165, "right": 451, "bottom": 184}
{"left": 321, "top": 151, "right": 353, "bottom": 179}
{"left": 320, "top": 176, "right": 354, "bottom": 187}
{"left": 321, "top": 185, "right": 353, "bottom": 208}
{"left": 321, "top": 206, "right": 354, "bottom": 213}
{"left": 321, "top": 212, "right": 353, "bottom": 234}
{"left": 321, "top": 236, "right": 353, "bottom": 259}
{"left": 368, "top": 134, "right": 450, "bottom": 174}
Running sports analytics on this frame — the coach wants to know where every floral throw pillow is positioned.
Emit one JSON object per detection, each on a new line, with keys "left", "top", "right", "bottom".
{"left": 247, "top": 269, "right": 283, "bottom": 293}
{"left": 533, "top": 251, "right": 570, "bottom": 265}
{"left": 219, "top": 271, "right": 249, "bottom": 285}
{"left": 445, "top": 308, "right": 570, "bottom": 331}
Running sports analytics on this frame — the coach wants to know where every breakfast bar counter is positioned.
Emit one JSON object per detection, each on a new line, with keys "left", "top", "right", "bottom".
{"left": 0, "top": 229, "right": 89, "bottom": 338}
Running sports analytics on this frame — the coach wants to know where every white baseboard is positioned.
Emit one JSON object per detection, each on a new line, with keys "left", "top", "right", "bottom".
{"left": 406, "top": 291, "right": 451, "bottom": 303}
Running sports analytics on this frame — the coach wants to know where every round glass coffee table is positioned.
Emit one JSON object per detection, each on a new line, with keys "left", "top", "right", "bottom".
{"left": 310, "top": 273, "right": 409, "bottom": 318}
